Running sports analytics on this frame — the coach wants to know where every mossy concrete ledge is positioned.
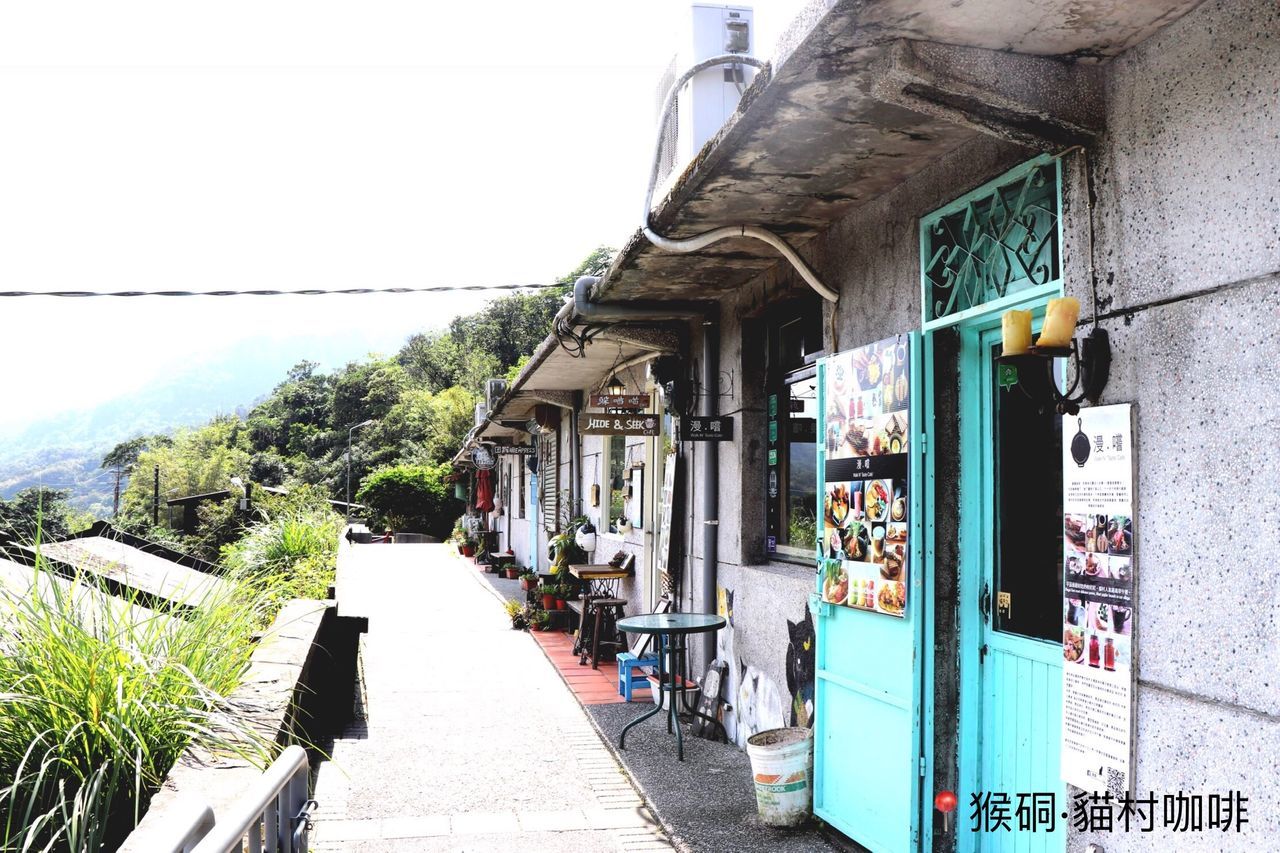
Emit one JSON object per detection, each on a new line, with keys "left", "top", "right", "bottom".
{"left": 118, "top": 599, "right": 337, "bottom": 851}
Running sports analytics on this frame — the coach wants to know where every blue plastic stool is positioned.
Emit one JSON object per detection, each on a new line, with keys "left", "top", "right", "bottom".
{"left": 616, "top": 652, "right": 658, "bottom": 700}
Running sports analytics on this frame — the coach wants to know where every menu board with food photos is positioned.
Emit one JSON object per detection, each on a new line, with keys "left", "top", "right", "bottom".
{"left": 819, "top": 335, "right": 911, "bottom": 618}
{"left": 1060, "top": 404, "right": 1136, "bottom": 795}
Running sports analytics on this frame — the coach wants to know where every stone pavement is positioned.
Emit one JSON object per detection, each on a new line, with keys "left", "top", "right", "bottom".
{"left": 310, "top": 543, "right": 671, "bottom": 852}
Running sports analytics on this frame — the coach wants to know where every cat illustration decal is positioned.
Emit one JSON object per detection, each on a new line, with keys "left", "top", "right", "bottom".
{"left": 785, "top": 605, "right": 816, "bottom": 728}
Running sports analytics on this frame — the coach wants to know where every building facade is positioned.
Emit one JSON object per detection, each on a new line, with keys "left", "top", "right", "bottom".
{"left": 456, "top": 1, "right": 1278, "bottom": 849}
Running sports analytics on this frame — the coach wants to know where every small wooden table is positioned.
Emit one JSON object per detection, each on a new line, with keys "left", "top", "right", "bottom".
{"left": 568, "top": 564, "right": 633, "bottom": 666}
{"left": 568, "top": 564, "right": 631, "bottom": 599}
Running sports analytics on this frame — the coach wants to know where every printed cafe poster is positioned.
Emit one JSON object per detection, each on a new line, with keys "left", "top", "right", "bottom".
{"left": 819, "top": 335, "right": 910, "bottom": 618}
{"left": 1061, "top": 404, "right": 1136, "bottom": 794}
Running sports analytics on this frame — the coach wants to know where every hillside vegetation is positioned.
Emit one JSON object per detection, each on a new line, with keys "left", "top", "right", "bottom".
{"left": 11, "top": 248, "right": 610, "bottom": 552}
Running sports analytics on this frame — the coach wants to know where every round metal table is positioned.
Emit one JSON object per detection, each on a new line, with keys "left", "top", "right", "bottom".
{"left": 616, "top": 612, "right": 725, "bottom": 760}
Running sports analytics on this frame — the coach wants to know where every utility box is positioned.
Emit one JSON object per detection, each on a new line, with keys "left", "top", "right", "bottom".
{"left": 655, "top": 4, "right": 755, "bottom": 191}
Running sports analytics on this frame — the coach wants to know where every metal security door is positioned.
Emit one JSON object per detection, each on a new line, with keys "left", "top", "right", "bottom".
{"left": 813, "top": 333, "right": 924, "bottom": 853}
{"left": 958, "top": 322, "right": 1065, "bottom": 853}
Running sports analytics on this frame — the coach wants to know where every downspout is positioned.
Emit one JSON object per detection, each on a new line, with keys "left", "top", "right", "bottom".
{"left": 570, "top": 391, "right": 583, "bottom": 521}
{"left": 698, "top": 319, "right": 719, "bottom": 669}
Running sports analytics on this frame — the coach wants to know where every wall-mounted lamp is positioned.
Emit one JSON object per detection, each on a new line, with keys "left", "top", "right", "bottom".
{"left": 999, "top": 299, "right": 1110, "bottom": 416}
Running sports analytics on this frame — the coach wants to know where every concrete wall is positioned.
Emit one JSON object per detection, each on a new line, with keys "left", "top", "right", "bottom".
{"left": 1068, "top": 0, "right": 1280, "bottom": 847}
{"left": 681, "top": 0, "right": 1279, "bottom": 844}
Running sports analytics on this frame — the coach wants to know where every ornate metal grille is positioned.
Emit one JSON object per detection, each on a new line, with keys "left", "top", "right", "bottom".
{"left": 920, "top": 156, "right": 1061, "bottom": 327}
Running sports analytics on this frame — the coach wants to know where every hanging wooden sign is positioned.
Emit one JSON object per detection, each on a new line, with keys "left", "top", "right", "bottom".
{"left": 494, "top": 446, "right": 535, "bottom": 456}
{"left": 681, "top": 416, "right": 734, "bottom": 441}
{"left": 579, "top": 413, "right": 660, "bottom": 436}
{"left": 590, "top": 393, "right": 651, "bottom": 409}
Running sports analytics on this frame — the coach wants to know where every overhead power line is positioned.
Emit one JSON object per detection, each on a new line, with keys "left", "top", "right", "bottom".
{"left": 0, "top": 283, "right": 565, "bottom": 298}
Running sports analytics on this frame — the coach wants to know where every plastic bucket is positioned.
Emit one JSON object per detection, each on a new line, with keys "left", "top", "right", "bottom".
{"left": 745, "top": 727, "right": 813, "bottom": 827}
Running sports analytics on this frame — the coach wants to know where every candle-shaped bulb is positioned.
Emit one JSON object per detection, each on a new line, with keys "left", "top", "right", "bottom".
{"left": 1036, "top": 297, "right": 1080, "bottom": 348}
{"left": 1001, "top": 310, "right": 1033, "bottom": 355}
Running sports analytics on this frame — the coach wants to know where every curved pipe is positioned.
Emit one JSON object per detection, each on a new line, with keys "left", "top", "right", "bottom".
{"left": 642, "top": 54, "right": 839, "bottom": 304}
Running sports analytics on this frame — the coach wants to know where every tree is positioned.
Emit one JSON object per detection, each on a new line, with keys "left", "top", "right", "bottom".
{"left": 555, "top": 244, "right": 614, "bottom": 295}
{"left": 101, "top": 436, "right": 147, "bottom": 517}
{"left": 118, "top": 418, "right": 251, "bottom": 533}
{"left": 355, "top": 463, "right": 454, "bottom": 537}
{"left": 0, "top": 487, "right": 75, "bottom": 543}
{"left": 249, "top": 451, "right": 289, "bottom": 487}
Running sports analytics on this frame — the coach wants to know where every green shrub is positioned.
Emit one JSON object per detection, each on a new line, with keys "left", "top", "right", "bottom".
{"left": 355, "top": 463, "right": 453, "bottom": 538}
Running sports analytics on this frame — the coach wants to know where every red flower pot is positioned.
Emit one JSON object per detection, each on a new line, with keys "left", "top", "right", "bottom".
{"left": 506, "top": 568, "right": 520, "bottom": 580}
{"left": 555, "top": 599, "right": 566, "bottom": 610}
{"left": 541, "top": 593, "right": 556, "bottom": 610}
{"left": 520, "top": 578, "right": 533, "bottom": 591}
{"left": 462, "top": 545, "right": 475, "bottom": 558}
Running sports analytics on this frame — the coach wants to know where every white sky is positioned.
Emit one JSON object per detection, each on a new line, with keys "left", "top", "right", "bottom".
{"left": 0, "top": 0, "right": 806, "bottom": 432}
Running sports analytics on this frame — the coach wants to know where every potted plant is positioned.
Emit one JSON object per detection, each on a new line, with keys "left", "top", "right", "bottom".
{"left": 554, "top": 585, "right": 568, "bottom": 610}
{"left": 548, "top": 530, "right": 587, "bottom": 580}
{"left": 538, "top": 584, "right": 557, "bottom": 611}
{"left": 519, "top": 569, "right": 538, "bottom": 591}
{"left": 461, "top": 536, "right": 476, "bottom": 558}
{"left": 503, "top": 599, "right": 528, "bottom": 631}
{"left": 531, "top": 610, "right": 552, "bottom": 632}
{"left": 574, "top": 517, "right": 597, "bottom": 554}
{"left": 505, "top": 562, "right": 521, "bottom": 580}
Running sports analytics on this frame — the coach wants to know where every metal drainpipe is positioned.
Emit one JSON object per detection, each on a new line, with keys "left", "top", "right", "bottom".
{"left": 570, "top": 392, "right": 582, "bottom": 522}
{"left": 698, "top": 318, "right": 719, "bottom": 670}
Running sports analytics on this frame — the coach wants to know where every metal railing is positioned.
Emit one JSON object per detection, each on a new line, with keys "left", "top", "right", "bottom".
{"left": 149, "top": 745, "right": 315, "bottom": 853}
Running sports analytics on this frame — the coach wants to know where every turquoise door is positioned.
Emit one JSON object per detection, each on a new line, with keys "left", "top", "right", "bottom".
{"left": 957, "top": 319, "right": 1065, "bottom": 853}
{"left": 813, "top": 333, "right": 924, "bottom": 853}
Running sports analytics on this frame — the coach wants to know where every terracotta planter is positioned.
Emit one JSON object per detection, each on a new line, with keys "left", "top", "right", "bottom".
{"left": 462, "top": 545, "right": 475, "bottom": 558}
{"left": 555, "top": 599, "right": 566, "bottom": 610}
{"left": 520, "top": 578, "right": 535, "bottom": 591}
{"left": 541, "top": 593, "right": 556, "bottom": 610}
{"left": 505, "top": 568, "right": 520, "bottom": 580}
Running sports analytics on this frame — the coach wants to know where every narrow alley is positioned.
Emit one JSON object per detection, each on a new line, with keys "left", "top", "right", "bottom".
{"left": 310, "top": 543, "right": 672, "bottom": 852}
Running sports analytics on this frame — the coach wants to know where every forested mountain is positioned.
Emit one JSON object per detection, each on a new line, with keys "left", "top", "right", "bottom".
{"left": 1, "top": 248, "right": 611, "bottom": 546}
{"left": 0, "top": 334, "right": 430, "bottom": 513}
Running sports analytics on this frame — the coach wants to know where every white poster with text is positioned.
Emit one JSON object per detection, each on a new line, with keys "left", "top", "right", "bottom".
{"left": 1061, "top": 403, "right": 1135, "bottom": 795}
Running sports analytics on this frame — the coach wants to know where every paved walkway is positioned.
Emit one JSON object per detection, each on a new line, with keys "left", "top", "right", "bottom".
{"left": 310, "top": 543, "right": 671, "bottom": 852}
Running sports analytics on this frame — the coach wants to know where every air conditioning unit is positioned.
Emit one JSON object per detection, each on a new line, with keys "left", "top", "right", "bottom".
{"left": 485, "top": 378, "right": 509, "bottom": 413}
{"left": 655, "top": 4, "right": 756, "bottom": 191}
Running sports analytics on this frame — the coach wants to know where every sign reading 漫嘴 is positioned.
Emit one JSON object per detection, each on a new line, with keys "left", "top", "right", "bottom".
{"left": 589, "top": 393, "right": 651, "bottom": 409}
{"left": 494, "top": 446, "right": 535, "bottom": 456}
{"left": 1061, "top": 403, "right": 1136, "bottom": 797}
{"left": 579, "top": 414, "right": 660, "bottom": 436}
{"left": 681, "top": 416, "right": 734, "bottom": 441}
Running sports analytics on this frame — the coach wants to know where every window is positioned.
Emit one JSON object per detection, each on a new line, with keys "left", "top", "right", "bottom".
{"left": 606, "top": 436, "right": 627, "bottom": 533}
{"left": 766, "top": 298, "right": 825, "bottom": 558}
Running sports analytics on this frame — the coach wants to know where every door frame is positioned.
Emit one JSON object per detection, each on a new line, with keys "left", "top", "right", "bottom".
{"left": 950, "top": 291, "right": 1059, "bottom": 852}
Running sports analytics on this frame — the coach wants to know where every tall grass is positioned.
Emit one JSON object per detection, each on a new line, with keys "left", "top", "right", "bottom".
{"left": 0, "top": 556, "right": 272, "bottom": 851}
{"left": 221, "top": 504, "right": 343, "bottom": 611}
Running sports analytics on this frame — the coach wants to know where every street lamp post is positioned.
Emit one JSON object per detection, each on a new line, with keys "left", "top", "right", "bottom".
{"left": 346, "top": 420, "right": 375, "bottom": 524}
